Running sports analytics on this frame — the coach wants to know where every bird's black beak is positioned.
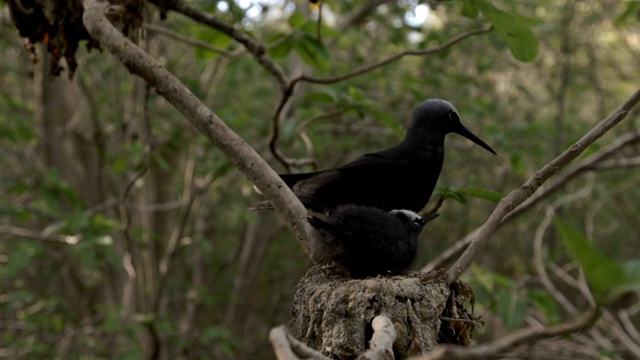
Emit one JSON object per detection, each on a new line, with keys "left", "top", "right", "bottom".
{"left": 417, "top": 213, "right": 439, "bottom": 227}
{"left": 453, "top": 122, "right": 497, "bottom": 155}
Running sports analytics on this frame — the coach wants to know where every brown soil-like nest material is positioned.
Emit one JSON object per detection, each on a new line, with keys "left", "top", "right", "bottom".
{"left": 292, "top": 265, "right": 451, "bottom": 359}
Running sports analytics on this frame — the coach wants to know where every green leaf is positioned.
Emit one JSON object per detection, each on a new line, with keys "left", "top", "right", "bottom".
{"left": 304, "top": 91, "right": 337, "bottom": 104}
{"left": 528, "top": 290, "right": 560, "bottom": 324}
{"left": 436, "top": 185, "right": 467, "bottom": 204}
{"left": 477, "top": 1, "right": 539, "bottom": 62}
{"left": 495, "top": 288, "right": 527, "bottom": 330}
{"left": 267, "top": 34, "right": 293, "bottom": 59}
{"left": 615, "top": 1, "right": 640, "bottom": 27}
{"left": 461, "top": 0, "right": 479, "bottom": 19}
{"left": 456, "top": 187, "right": 504, "bottom": 202}
{"left": 555, "top": 218, "right": 630, "bottom": 305}
{"left": 292, "top": 34, "right": 330, "bottom": 72}
{"left": 288, "top": 12, "right": 306, "bottom": 29}
{"left": 617, "top": 259, "right": 640, "bottom": 298}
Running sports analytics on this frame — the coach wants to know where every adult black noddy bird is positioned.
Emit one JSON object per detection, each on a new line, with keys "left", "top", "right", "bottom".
{"left": 253, "top": 99, "right": 496, "bottom": 212}
{"left": 308, "top": 205, "right": 439, "bottom": 278}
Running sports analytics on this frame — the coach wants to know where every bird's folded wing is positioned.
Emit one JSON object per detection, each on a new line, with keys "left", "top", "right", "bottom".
{"left": 296, "top": 154, "right": 399, "bottom": 191}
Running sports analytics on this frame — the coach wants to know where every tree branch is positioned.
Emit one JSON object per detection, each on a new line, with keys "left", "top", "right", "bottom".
{"left": 293, "top": 26, "right": 493, "bottom": 86}
{"left": 502, "top": 131, "right": 640, "bottom": 223}
{"left": 269, "top": 315, "right": 397, "bottom": 360}
{"left": 144, "top": 23, "right": 243, "bottom": 57}
{"left": 269, "top": 325, "right": 332, "bottom": 360}
{"left": 414, "top": 308, "right": 599, "bottom": 360}
{"left": 160, "top": 0, "right": 288, "bottom": 88}
{"left": 422, "top": 131, "right": 640, "bottom": 273}
{"left": 357, "top": 315, "right": 397, "bottom": 360}
{"left": 82, "top": 0, "right": 313, "bottom": 256}
{"left": 444, "top": 88, "right": 640, "bottom": 284}
{"left": 0, "top": 224, "right": 81, "bottom": 244}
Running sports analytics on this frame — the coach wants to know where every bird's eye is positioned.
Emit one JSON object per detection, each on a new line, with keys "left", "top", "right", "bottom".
{"left": 448, "top": 110, "right": 458, "bottom": 121}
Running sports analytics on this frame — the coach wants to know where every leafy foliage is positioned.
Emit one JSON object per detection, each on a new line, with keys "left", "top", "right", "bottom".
{"left": 0, "top": 0, "right": 638, "bottom": 358}
{"left": 556, "top": 218, "right": 640, "bottom": 305}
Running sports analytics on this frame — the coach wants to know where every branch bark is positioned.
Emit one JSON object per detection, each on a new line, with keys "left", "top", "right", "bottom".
{"left": 444, "top": 88, "right": 640, "bottom": 283}
{"left": 413, "top": 308, "right": 599, "bottom": 360}
{"left": 422, "top": 131, "right": 640, "bottom": 273}
{"left": 82, "top": 0, "right": 313, "bottom": 255}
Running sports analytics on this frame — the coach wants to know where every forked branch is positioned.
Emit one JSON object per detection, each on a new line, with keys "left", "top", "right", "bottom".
{"left": 444, "top": 88, "right": 640, "bottom": 283}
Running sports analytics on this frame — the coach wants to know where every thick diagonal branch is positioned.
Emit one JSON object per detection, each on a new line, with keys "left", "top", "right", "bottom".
{"left": 422, "top": 131, "right": 640, "bottom": 273}
{"left": 82, "top": 0, "right": 312, "bottom": 255}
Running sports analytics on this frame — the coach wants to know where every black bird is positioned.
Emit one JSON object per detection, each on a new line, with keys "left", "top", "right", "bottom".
{"left": 308, "top": 205, "right": 439, "bottom": 278}
{"left": 255, "top": 99, "right": 496, "bottom": 212}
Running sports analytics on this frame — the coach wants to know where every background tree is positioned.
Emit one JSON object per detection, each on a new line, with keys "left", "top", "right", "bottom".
{"left": 0, "top": 0, "right": 639, "bottom": 359}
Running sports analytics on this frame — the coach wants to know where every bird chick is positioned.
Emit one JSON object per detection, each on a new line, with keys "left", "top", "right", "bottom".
{"left": 252, "top": 99, "right": 495, "bottom": 212}
{"left": 308, "top": 205, "right": 439, "bottom": 278}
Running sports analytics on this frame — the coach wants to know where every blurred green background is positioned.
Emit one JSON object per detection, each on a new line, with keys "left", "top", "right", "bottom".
{"left": 0, "top": 0, "right": 639, "bottom": 359}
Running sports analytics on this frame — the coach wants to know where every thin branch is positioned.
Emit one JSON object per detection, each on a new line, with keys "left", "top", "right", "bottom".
{"left": 617, "top": 309, "right": 640, "bottom": 345}
{"left": 82, "top": 0, "right": 312, "bottom": 255}
{"left": 414, "top": 308, "right": 599, "bottom": 360}
{"left": 503, "top": 131, "right": 640, "bottom": 223}
{"left": 269, "top": 325, "right": 332, "bottom": 360}
{"left": 601, "top": 309, "right": 640, "bottom": 358}
{"left": 422, "top": 131, "right": 640, "bottom": 273}
{"left": 270, "top": 26, "right": 493, "bottom": 169}
{"left": 444, "top": 88, "right": 640, "bottom": 284}
{"left": 144, "top": 23, "right": 243, "bottom": 57}
{"left": 339, "top": 0, "right": 396, "bottom": 29}
{"left": 292, "top": 26, "right": 493, "bottom": 87}
{"left": 161, "top": 0, "right": 288, "bottom": 88}
{"left": 0, "top": 225, "right": 81, "bottom": 244}
{"left": 357, "top": 315, "right": 397, "bottom": 360}
{"left": 591, "top": 155, "right": 640, "bottom": 170}
{"left": 269, "top": 315, "right": 396, "bottom": 360}
{"left": 439, "top": 316, "right": 484, "bottom": 328}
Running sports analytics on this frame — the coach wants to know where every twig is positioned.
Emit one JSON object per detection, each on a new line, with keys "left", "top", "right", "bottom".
{"left": 443, "top": 91, "right": 640, "bottom": 283}
{"left": 158, "top": 146, "right": 197, "bottom": 278}
{"left": 357, "top": 315, "right": 397, "bottom": 360}
{"left": 292, "top": 26, "right": 493, "bottom": 87}
{"left": 591, "top": 155, "right": 640, "bottom": 170}
{"left": 0, "top": 224, "right": 81, "bottom": 244}
{"left": 533, "top": 208, "right": 578, "bottom": 315}
{"left": 339, "top": 0, "right": 397, "bottom": 29}
{"left": 161, "top": 0, "right": 288, "bottom": 88}
{"left": 144, "top": 23, "right": 243, "bottom": 57}
{"left": 413, "top": 308, "right": 599, "bottom": 360}
{"left": 503, "top": 131, "right": 640, "bottom": 223}
{"left": 439, "top": 316, "right": 484, "bottom": 328}
{"left": 295, "top": 109, "right": 350, "bottom": 169}
{"left": 269, "top": 325, "right": 332, "bottom": 360}
{"left": 601, "top": 309, "right": 640, "bottom": 358}
{"left": 617, "top": 309, "right": 640, "bottom": 345}
{"left": 532, "top": 178, "right": 595, "bottom": 315}
{"left": 423, "top": 131, "right": 640, "bottom": 273}
{"left": 269, "top": 316, "right": 397, "bottom": 360}
{"left": 82, "top": 0, "right": 313, "bottom": 255}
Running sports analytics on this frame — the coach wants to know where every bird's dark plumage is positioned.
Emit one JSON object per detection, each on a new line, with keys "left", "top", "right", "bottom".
{"left": 260, "top": 99, "right": 495, "bottom": 212}
{"left": 308, "top": 205, "right": 439, "bottom": 278}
